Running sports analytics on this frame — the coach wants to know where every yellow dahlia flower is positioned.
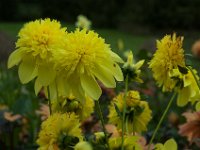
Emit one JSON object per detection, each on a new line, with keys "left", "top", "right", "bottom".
{"left": 53, "top": 29, "right": 124, "bottom": 100}
{"left": 52, "top": 95, "right": 94, "bottom": 121}
{"left": 7, "top": 18, "right": 67, "bottom": 94}
{"left": 108, "top": 90, "right": 152, "bottom": 133}
{"left": 109, "top": 136, "right": 142, "bottom": 150}
{"left": 149, "top": 34, "right": 185, "bottom": 92}
{"left": 37, "top": 113, "right": 82, "bottom": 150}
{"left": 155, "top": 138, "right": 177, "bottom": 150}
{"left": 170, "top": 66, "right": 200, "bottom": 106}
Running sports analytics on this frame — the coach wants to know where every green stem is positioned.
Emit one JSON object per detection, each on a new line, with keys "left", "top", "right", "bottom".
{"left": 148, "top": 92, "right": 176, "bottom": 150}
{"left": 95, "top": 100, "right": 110, "bottom": 150}
{"left": 121, "top": 75, "right": 129, "bottom": 150}
{"left": 47, "top": 86, "right": 52, "bottom": 115}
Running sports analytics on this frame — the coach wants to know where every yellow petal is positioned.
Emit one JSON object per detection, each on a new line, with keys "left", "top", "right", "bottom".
{"left": 93, "top": 65, "right": 116, "bottom": 88}
{"left": 57, "top": 77, "right": 71, "bottom": 97}
{"left": 49, "top": 82, "right": 58, "bottom": 100}
{"left": 135, "top": 60, "right": 145, "bottom": 70}
{"left": 37, "top": 65, "right": 56, "bottom": 86}
{"left": 100, "top": 60, "right": 124, "bottom": 81}
{"left": 18, "top": 56, "right": 37, "bottom": 84}
{"left": 110, "top": 51, "right": 124, "bottom": 63}
{"left": 80, "top": 73, "right": 102, "bottom": 100}
{"left": 183, "top": 74, "right": 192, "bottom": 87}
{"left": 127, "top": 51, "right": 133, "bottom": 65}
{"left": 8, "top": 49, "right": 24, "bottom": 68}
{"left": 164, "top": 139, "right": 177, "bottom": 150}
{"left": 177, "top": 87, "right": 190, "bottom": 107}
{"left": 112, "top": 63, "right": 124, "bottom": 81}
{"left": 34, "top": 78, "right": 42, "bottom": 95}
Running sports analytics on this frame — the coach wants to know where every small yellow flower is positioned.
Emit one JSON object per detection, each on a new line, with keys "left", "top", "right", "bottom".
{"left": 170, "top": 66, "right": 200, "bottom": 106}
{"left": 75, "top": 15, "right": 91, "bottom": 30}
{"left": 7, "top": 18, "right": 67, "bottom": 94}
{"left": 52, "top": 95, "right": 94, "bottom": 121}
{"left": 155, "top": 138, "right": 177, "bottom": 150}
{"left": 108, "top": 90, "right": 152, "bottom": 133}
{"left": 109, "top": 136, "right": 142, "bottom": 150}
{"left": 123, "top": 51, "right": 144, "bottom": 83}
{"left": 37, "top": 113, "right": 82, "bottom": 150}
{"left": 149, "top": 33, "right": 185, "bottom": 92}
{"left": 53, "top": 29, "right": 124, "bottom": 100}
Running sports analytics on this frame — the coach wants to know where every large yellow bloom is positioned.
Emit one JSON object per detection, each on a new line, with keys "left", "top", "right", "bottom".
{"left": 53, "top": 29, "right": 124, "bottom": 100}
{"left": 7, "top": 18, "right": 67, "bottom": 94}
{"left": 149, "top": 34, "right": 185, "bottom": 92}
{"left": 108, "top": 90, "right": 152, "bottom": 133}
{"left": 52, "top": 95, "right": 94, "bottom": 121}
{"left": 37, "top": 113, "right": 82, "bottom": 150}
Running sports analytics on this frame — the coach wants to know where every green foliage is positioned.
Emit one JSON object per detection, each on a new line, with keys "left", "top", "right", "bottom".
{"left": 2, "top": 0, "right": 200, "bottom": 29}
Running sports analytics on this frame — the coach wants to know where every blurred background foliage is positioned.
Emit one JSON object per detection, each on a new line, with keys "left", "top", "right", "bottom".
{"left": 1, "top": 0, "right": 200, "bottom": 30}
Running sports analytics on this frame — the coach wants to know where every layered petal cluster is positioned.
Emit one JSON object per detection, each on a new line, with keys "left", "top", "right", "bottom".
{"left": 108, "top": 90, "right": 152, "bottom": 133}
{"left": 149, "top": 34, "right": 185, "bottom": 91}
{"left": 53, "top": 29, "right": 124, "bottom": 100}
{"left": 7, "top": 18, "right": 67, "bottom": 94}
{"left": 37, "top": 113, "right": 82, "bottom": 150}
{"left": 52, "top": 95, "right": 94, "bottom": 121}
{"left": 123, "top": 51, "right": 144, "bottom": 83}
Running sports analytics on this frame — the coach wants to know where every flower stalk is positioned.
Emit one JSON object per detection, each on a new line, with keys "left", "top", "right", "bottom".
{"left": 47, "top": 86, "right": 52, "bottom": 115}
{"left": 121, "top": 75, "right": 129, "bottom": 150}
{"left": 148, "top": 92, "right": 177, "bottom": 150}
{"left": 95, "top": 100, "right": 110, "bottom": 150}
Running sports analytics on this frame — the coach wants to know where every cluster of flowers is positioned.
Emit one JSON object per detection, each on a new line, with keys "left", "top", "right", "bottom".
{"left": 149, "top": 34, "right": 200, "bottom": 107}
{"left": 7, "top": 18, "right": 200, "bottom": 150}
